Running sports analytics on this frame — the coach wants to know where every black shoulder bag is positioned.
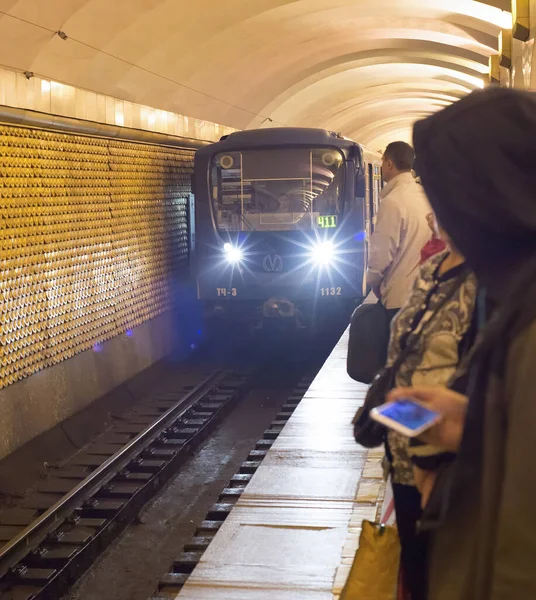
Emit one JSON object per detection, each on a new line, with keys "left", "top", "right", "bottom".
{"left": 347, "top": 301, "right": 391, "bottom": 384}
{"left": 352, "top": 269, "right": 469, "bottom": 448}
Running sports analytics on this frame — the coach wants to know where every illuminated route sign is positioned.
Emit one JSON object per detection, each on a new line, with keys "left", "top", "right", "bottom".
{"left": 317, "top": 215, "right": 338, "bottom": 228}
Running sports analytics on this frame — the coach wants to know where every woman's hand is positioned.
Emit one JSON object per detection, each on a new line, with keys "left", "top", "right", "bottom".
{"left": 386, "top": 386, "right": 468, "bottom": 451}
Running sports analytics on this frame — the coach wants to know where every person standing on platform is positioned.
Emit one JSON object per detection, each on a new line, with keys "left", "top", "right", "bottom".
{"left": 367, "top": 142, "right": 431, "bottom": 322}
{"left": 420, "top": 213, "right": 447, "bottom": 265}
{"left": 377, "top": 222, "right": 477, "bottom": 600}
{"left": 387, "top": 86, "right": 536, "bottom": 600}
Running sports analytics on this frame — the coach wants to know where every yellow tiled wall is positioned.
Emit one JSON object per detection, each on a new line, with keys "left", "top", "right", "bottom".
{"left": 0, "top": 123, "right": 195, "bottom": 390}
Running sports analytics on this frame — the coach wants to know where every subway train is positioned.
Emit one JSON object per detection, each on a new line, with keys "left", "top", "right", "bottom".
{"left": 192, "top": 127, "right": 382, "bottom": 332}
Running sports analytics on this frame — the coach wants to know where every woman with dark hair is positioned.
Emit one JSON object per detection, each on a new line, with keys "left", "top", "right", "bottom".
{"left": 388, "top": 86, "right": 536, "bottom": 600}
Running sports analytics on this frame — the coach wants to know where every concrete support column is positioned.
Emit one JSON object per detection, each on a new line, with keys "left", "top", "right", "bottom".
{"left": 507, "top": 0, "right": 535, "bottom": 89}
{"left": 528, "top": 0, "right": 536, "bottom": 88}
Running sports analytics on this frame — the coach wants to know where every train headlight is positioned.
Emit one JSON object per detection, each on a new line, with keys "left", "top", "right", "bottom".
{"left": 310, "top": 241, "right": 335, "bottom": 266}
{"left": 223, "top": 243, "right": 242, "bottom": 264}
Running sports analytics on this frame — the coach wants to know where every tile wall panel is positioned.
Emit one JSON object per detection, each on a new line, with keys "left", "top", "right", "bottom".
{"left": 0, "top": 123, "right": 195, "bottom": 389}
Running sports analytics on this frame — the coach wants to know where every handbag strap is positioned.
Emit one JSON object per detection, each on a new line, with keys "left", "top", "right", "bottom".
{"left": 380, "top": 266, "right": 470, "bottom": 383}
{"left": 382, "top": 498, "right": 395, "bottom": 524}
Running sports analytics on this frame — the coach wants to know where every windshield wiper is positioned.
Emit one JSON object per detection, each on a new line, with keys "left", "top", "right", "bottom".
{"left": 237, "top": 210, "right": 256, "bottom": 232}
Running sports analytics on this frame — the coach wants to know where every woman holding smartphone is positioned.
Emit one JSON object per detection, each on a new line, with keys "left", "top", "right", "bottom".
{"left": 388, "top": 87, "right": 536, "bottom": 600}
{"left": 367, "top": 221, "right": 477, "bottom": 600}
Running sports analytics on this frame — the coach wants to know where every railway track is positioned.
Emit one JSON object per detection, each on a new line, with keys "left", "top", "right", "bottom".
{"left": 151, "top": 375, "right": 313, "bottom": 599}
{"left": 0, "top": 370, "right": 249, "bottom": 600}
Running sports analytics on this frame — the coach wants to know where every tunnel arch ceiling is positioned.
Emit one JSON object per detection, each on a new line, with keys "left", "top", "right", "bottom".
{"left": 0, "top": 0, "right": 509, "bottom": 147}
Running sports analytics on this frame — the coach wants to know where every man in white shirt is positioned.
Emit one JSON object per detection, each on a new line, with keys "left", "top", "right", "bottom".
{"left": 366, "top": 142, "right": 431, "bottom": 317}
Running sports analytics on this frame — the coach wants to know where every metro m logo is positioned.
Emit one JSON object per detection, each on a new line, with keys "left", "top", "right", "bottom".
{"left": 262, "top": 253, "right": 284, "bottom": 272}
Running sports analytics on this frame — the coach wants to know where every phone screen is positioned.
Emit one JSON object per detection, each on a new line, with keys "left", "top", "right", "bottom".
{"left": 376, "top": 398, "right": 439, "bottom": 431}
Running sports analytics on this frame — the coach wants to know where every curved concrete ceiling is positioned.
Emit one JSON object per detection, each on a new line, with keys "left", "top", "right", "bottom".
{"left": 0, "top": 0, "right": 509, "bottom": 147}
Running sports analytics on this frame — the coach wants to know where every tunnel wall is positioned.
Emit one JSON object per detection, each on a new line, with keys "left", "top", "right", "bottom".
{"left": 0, "top": 121, "right": 199, "bottom": 459}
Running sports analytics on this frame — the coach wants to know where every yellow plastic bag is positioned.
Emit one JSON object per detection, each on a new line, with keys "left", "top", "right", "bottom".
{"left": 339, "top": 520, "right": 401, "bottom": 600}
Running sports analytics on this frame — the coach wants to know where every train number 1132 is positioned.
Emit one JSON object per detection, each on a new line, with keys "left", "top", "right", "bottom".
{"left": 321, "top": 287, "right": 342, "bottom": 296}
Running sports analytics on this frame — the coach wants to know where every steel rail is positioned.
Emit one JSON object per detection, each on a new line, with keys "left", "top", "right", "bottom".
{"left": 0, "top": 369, "right": 225, "bottom": 578}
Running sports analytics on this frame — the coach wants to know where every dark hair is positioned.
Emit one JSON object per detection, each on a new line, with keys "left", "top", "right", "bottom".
{"left": 412, "top": 87, "right": 536, "bottom": 463}
{"left": 413, "top": 86, "right": 536, "bottom": 272}
{"left": 383, "top": 141, "right": 415, "bottom": 171}
{"left": 413, "top": 86, "right": 536, "bottom": 371}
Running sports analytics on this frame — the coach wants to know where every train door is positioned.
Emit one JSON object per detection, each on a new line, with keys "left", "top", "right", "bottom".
{"left": 360, "top": 162, "right": 373, "bottom": 297}
{"left": 362, "top": 161, "right": 382, "bottom": 298}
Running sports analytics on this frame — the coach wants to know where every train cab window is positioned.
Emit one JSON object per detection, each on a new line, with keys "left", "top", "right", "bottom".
{"left": 210, "top": 148, "right": 345, "bottom": 231}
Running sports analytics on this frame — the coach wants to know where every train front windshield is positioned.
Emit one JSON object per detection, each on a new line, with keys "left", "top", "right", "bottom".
{"left": 210, "top": 148, "right": 344, "bottom": 232}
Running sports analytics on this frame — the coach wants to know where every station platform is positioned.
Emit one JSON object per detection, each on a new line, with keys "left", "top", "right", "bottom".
{"left": 176, "top": 329, "right": 386, "bottom": 599}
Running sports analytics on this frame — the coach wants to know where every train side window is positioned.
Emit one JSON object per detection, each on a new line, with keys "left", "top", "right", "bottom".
{"left": 377, "top": 164, "right": 384, "bottom": 190}
{"left": 373, "top": 164, "right": 381, "bottom": 218}
{"left": 355, "top": 171, "right": 366, "bottom": 199}
{"left": 367, "top": 163, "right": 374, "bottom": 233}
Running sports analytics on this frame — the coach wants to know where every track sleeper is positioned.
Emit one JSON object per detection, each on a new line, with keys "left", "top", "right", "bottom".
{"left": 255, "top": 439, "right": 273, "bottom": 450}
{"left": 183, "top": 536, "right": 213, "bottom": 552}
{"left": 159, "top": 572, "right": 190, "bottom": 587}
{"left": 195, "top": 520, "right": 223, "bottom": 535}
{"left": 219, "top": 487, "right": 244, "bottom": 499}
{"left": 172, "top": 551, "right": 203, "bottom": 573}
{"left": 10, "top": 567, "right": 57, "bottom": 585}
{"left": 205, "top": 503, "right": 234, "bottom": 521}
{"left": 239, "top": 461, "right": 261, "bottom": 474}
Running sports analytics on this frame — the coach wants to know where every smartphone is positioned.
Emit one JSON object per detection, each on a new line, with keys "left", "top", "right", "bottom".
{"left": 370, "top": 398, "right": 441, "bottom": 437}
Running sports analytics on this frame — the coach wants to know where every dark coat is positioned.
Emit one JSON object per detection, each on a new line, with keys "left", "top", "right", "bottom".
{"left": 412, "top": 85, "right": 536, "bottom": 600}
{"left": 422, "top": 318, "right": 536, "bottom": 600}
